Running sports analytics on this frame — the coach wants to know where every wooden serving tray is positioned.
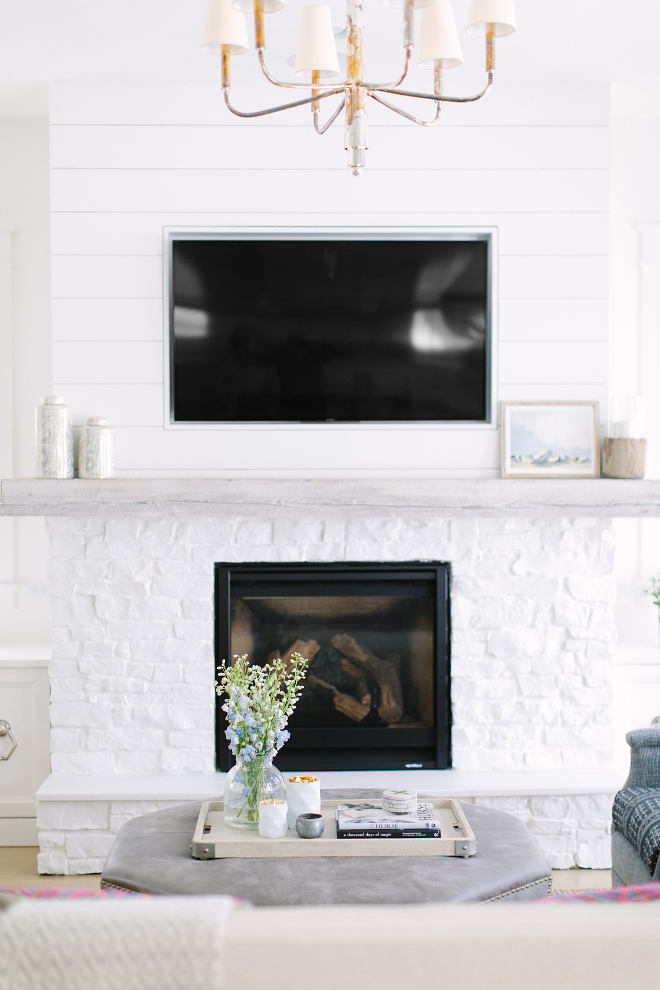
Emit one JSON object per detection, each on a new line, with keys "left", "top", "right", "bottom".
{"left": 191, "top": 798, "right": 477, "bottom": 859}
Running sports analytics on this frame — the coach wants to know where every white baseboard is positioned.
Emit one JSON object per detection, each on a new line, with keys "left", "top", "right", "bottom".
{"left": 0, "top": 818, "right": 39, "bottom": 846}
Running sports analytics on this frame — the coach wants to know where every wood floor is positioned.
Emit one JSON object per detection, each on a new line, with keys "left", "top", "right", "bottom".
{"left": 0, "top": 846, "right": 611, "bottom": 893}
{"left": 0, "top": 848, "right": 100, "bottom": 889}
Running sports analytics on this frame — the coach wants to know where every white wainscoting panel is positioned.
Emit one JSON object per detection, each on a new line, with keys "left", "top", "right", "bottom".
{"left": 0, "top": 662, "right": 50, "bottom": 846}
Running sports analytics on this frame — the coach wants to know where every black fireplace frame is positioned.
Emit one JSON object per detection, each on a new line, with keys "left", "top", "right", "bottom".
{"left": 214, "top": 561, "right": 451, "bottom": 772}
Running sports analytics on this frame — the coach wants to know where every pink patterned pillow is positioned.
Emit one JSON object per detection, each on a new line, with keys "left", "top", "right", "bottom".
{"left": 551, "top": 883, "right": 660, "bottom": 903}
{"left": 0, "top": 887, "right": 141, "bottom": 899}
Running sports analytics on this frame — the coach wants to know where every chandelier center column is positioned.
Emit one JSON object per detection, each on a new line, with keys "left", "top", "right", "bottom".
{"left": 345, "top": 0, "right": 367, "bottom": 175}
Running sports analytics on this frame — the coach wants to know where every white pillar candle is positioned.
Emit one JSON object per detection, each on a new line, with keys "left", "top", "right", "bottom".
{"left": 258, "top": 799, "right": 288, "bottom": 838}
{"left": 285, "top": 776, "right": 321, "bottom": 830}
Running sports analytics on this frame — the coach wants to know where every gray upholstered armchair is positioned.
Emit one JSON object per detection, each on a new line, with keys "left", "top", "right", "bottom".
{"left": 612, "top": 728, "right": 660, "bottom": 887}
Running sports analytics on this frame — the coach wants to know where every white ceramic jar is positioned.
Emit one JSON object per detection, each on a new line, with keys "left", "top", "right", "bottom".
{"left": 285, "top": 775, "right": 321, "bottom": 830}
{"left": 36, "top": 396, "right": 74, "bottom": 479}
{"left": 78, "top": 418, "right": 115, "bottom": 479}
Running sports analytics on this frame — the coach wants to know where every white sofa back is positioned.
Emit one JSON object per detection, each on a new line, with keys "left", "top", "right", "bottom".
{"left": 1, "top": 897, "right": 658, "bottom": 990}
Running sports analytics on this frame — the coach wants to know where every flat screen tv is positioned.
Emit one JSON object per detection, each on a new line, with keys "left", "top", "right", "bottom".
{"left": 168, "top": 235, "right": 491, "bottom": 423}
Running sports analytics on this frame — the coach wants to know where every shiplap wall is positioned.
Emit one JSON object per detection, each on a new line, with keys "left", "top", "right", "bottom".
{"left": 49, "top": 81, "right": 609, "bottom": 478}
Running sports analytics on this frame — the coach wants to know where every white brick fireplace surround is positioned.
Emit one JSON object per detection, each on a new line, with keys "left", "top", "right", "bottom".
{"left": 5, "top": 478, "right": 660, "bottom": 875}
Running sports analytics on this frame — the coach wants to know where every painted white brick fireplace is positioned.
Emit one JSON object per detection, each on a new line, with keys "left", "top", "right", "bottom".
{"left": 2, "top": 477, "right": 644, "bottom": 874}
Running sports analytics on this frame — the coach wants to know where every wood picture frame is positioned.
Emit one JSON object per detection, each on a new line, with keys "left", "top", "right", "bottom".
{"left": 501, "top": 401, "right": 600, "bottom": 479}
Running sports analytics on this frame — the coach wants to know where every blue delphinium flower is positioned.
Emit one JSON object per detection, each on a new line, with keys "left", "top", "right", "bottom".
{"left": 215, "top": 653, "right": 308, "bottom": 763}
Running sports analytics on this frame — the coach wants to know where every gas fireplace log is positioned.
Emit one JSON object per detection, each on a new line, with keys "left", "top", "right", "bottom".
{"left": 339, "top": 657, "right": 370, "bottom": 702}
{"left": 333, "top": 694, "right": 372, "bottom": 722}
{"left": 306, "top": 674, "right": 372, "bottom": 723}
{"left": 268, "top": 639, "right": 321, "bottom": 674}
{"left": 331, "top": 634, "right": 403, "bottom": 723}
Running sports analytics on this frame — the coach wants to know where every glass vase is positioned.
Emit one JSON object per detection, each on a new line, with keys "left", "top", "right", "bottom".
{"left": 223, "top": 755, "right": 285, "bottom": 830}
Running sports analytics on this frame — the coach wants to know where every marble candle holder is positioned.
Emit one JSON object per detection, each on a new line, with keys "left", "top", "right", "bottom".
{"left": 258, "top": 799, "right": 288, "bottom": 839}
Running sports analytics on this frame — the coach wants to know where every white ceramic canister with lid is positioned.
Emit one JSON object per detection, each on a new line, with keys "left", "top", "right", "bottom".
{"left": 78, "top": 418, "right": 115, "bottom": 479}
{"left": 36, "top": 396, "right": 74, "bottom": 479}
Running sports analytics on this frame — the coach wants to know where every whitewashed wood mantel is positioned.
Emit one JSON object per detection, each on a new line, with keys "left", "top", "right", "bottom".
{"left": 3, "top": 477, "right": 660, "bottom": 518}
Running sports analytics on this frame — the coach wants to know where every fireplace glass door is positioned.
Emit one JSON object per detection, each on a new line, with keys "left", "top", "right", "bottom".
{"left": 215, "top": 563, "right": 450, "bottom": 771}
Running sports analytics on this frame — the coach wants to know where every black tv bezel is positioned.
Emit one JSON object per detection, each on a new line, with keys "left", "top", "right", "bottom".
{"left": 165, "top": 228, "right": 496, "bottom": 426}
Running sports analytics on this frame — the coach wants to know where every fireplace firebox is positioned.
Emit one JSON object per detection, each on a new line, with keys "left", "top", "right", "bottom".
{"left": 215, "top": 562, "right": 451, "bottom": 771}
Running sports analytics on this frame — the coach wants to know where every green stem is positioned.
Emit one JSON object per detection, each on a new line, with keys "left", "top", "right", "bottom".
{"left": 237, "top": 759, "right": 266, "bottom": 823}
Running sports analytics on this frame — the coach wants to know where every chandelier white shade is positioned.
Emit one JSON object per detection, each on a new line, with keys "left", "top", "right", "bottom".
{"left": 201, "top": 0, "right": 249, "bottom": 54}
{"left": 418, "top": 0, "right": 463, "bottom": 70}
{"left": 295, "top": 5, "right": 341, "bottom": 78}
{"left": 201, "top": 0, "right": 517, "bottom": 173}
{"left": 466, "top": 0, "right": 516, "bottom": 38}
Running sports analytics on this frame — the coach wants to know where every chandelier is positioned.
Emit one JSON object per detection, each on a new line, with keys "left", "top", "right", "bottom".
{"left": 201, "top": 0, "right": 517, "bottom": 175}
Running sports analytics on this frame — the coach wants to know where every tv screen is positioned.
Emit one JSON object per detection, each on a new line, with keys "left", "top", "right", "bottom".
{"left": 169, "top": 237, "right": 490, "bottom": 423}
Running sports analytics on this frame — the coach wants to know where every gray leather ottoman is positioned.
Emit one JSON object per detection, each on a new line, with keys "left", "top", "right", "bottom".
{"left": 101, "top": 796, "right": 552, "bottom": 905}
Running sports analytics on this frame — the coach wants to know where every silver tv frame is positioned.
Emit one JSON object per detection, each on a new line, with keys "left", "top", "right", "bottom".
{"left": 163, "top": 225, "right": 498, "bottom": 431}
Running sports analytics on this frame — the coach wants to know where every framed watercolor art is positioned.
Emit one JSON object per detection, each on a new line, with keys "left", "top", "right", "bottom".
{"left": 501, "top": 402, "right": 600, "bottom": 479}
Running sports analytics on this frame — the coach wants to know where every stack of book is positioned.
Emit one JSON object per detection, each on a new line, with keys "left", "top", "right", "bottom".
{"left": 335, "top": 801, "right": 442, "bottom": 839}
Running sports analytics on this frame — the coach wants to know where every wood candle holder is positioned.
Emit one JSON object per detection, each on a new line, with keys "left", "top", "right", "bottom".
{"left": 601, "top": 438, "right": 647, "bottom": 479}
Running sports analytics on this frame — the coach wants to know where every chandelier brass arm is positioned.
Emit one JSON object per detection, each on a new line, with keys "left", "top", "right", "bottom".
{"left": 314, "top": 98, "right": 346, "bottom": 134}
{"left": 256, "top": 48, "right": 414, "bottom": 95}
{"left": 371, "top": 68, "right": 494, "bottom": 104}
{"left": 366, "top": 57, "right": 443, "bottom": 127}
{"left": 368, "top": 91, "right": 441, "bottom": 126}
{"left": 256, "top": 48, "right": 347, "bottom": 91}
{"left": 223, "top": 85, "right": 345, "bottom": 117}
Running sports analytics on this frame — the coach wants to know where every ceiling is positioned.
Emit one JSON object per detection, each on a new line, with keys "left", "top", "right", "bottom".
{"left": 0, "top": 0, "right": 658, "bottom": 115}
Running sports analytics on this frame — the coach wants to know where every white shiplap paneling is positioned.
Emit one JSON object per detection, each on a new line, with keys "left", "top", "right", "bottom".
{"left": 53, "top": 384, "right": 164, "bottom": 426}
{"left": 102, "top": 425, "right": 502, "bottom": 474}
{"left": 499, "top": 298, "right": 608, "bottom": 342}
{"left": 51, "top": 253, "right": 607, "bottom": 304}
{"left": 49, "top": 82, "right": 610, "bottom": 128}
{"left": 52, "top": 342, "right": 163, "bottom": 384}
{"left": 51, "top": 256, "right": 161, "bottom": 299}
{"left": 49, "top": 212, "right": 609, "bottom": 258}
{"left": 52, "top": 298, "right": 163, "bottom": 341}
{"left": 498, "top": 342, "right": 608, "bottom": 384}
{"left": 50, "top": 167, "right": 608, "bottom": 215}
{"left": 49, "top": 125, "right": 610, "bottom": 171}
{"left": 48, "top": 81, "right": 610, "bottom": 476}
{"left": 499, "top": 255, "right": 608, "bottom": 300}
